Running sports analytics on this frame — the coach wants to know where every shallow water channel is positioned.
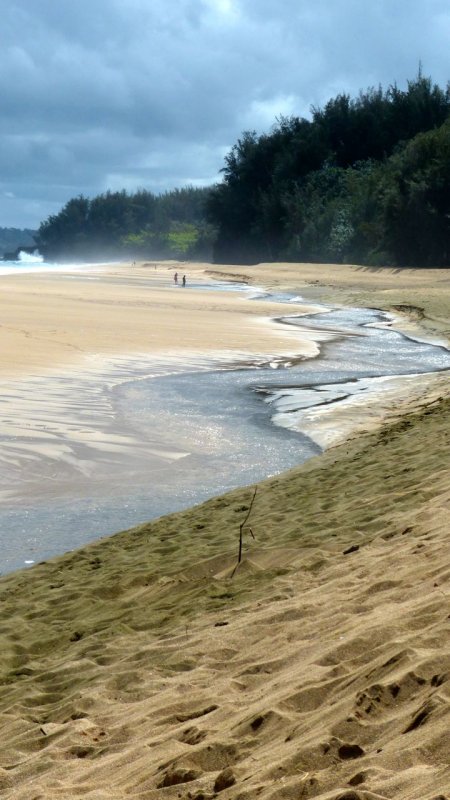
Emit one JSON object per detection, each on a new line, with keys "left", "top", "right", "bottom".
{"left": 1, "top": 288, "right": 449, "bottom": 574}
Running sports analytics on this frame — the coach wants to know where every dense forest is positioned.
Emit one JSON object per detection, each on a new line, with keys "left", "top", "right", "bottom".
{"left": 36, "top": 73, "right": 450, "bottom": 267}
{"left": 37, "top": 187, "right": 215, "bottom": 261}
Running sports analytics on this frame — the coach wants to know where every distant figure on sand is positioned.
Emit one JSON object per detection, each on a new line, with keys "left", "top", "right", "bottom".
{"left": 174, "top": 271, "right": 178, "bottom": 284}
{"left": 182, "top": 275, "right": 186, "bottom": 287}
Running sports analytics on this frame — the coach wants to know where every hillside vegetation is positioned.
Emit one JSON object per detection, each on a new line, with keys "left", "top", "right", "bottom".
{"left": 37, "top": 187, "right": 215, "bottom": 262}
{"left": 208, "top": 72, "right": 450, "bottom": 266}
{"left": 37, "top": 73, "right": 450, "bottom": 267}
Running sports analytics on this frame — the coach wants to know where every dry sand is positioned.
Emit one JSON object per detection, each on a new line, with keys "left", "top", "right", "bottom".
{"left": 0, "top": 262, "right": 324, "bottom": 508}
{"left": 0, "top": 260, "right": 449, "bottom": 799}
{"left": 0, "top": 262, "right": 322, "bottom": 377}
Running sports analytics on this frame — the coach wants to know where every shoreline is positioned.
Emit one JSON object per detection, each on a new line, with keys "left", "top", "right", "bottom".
{"left": 0, "top": 263, "right": 322, "bottom": 378}
{"left": 0, "top": 266, "right": 449, "bottom": 574}
{"left": 0, "top": 260, "right": 449, "bottom": 799}
{"left": 206, "top": 261, "right": 450, "bottom": 344}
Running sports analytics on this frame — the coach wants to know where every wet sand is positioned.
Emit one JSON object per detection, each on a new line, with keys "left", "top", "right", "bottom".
{"left": 0, "top": 261, "right": 448, "bottom": 510}
{"left": 0, "top": 262, "right": 321, "bottom": 377}
{"left": 0, "top": 260, "right": 323, "bottom": 523}
{"left": 0, "top": 260, "right": 449, "bottom": 799}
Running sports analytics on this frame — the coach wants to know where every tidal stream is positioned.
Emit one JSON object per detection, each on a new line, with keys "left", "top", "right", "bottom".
{"left": 1, "top": 286, "right": 449, "bottom": 574}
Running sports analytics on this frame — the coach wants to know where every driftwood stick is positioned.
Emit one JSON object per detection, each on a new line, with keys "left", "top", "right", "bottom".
{"left": 232, "top": 487, "right": 257, "bottom": 577}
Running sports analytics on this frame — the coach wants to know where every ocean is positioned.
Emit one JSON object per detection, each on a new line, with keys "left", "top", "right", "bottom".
{"left": 0, "top": 250, "right": 113, "bottom": 276}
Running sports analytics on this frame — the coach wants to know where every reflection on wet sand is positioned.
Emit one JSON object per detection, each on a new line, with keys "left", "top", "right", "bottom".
{"left": 0, "top": 298, "right": 449, "bottom": 574}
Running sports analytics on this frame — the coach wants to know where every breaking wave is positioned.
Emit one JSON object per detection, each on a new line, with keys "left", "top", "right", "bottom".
{"left": 17, "top": 250, "right": 43, "bottom": 263}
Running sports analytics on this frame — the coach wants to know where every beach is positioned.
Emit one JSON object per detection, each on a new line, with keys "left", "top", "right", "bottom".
{"left": 0, "top": 260, "right": 449, "bottom": 799}
{"left": 0, "top": 262, "right": 324, "bottom": 376}
{"left": 0, "top": 263, "right": 335, "bottom": 572}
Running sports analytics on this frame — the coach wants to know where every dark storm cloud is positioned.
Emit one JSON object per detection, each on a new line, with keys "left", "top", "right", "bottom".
{"left": 0, "top": 0, "right": 448, "bottom": 227}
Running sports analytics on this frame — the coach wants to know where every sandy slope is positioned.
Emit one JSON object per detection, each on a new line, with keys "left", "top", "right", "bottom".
{"left": 0, "top": 261, "right": 449, "bottom": 799}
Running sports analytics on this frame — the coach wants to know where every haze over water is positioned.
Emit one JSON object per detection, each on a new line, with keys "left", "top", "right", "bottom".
{"left": 0, "top": 251, "right": 113, "bottom": 276}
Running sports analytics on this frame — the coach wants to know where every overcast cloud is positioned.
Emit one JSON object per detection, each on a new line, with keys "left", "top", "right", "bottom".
{"left": 1, "top": 0, "right": 448, "bottom": 228}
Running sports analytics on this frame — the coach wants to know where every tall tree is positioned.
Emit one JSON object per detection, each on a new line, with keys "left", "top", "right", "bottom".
{"left": 381, "top": 120, "right": 450, "bottom": 266}
{"left": 207, "top": 72, "right": 450, "bottom": 265}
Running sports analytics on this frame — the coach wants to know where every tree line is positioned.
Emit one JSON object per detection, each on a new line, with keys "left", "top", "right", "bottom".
{"left": 0, "top": 227, "right": 36, "bottom": 258}
{"left": 37, "top": 187, "right": 215, "bottom": 261}
{"left": 36, "top": 72, "right": 450, "bottom": 267}
{"left": 207, "top": 72, "right": 450, "bottom": 267}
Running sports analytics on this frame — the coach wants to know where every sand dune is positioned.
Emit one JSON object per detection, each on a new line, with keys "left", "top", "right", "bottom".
{"left": 0, "top": 260, "right": 449, "bottom": 799}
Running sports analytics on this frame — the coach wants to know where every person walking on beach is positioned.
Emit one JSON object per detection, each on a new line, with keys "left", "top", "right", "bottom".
{"left": 174, "top": 271, "right": 178, "bottom": 284}
{"left": 182, "top": 274, "right": 186, "bottom": 287}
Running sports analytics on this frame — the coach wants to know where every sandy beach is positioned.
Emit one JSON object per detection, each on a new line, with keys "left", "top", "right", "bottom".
{"left": 0, "top": 262, "right": 322, "bottom": 377}
{"left": 0, "top": 262, "right": 324, "bottom": 531}
{"left": 0, "top": 260, "right": 449, "bottom": 799}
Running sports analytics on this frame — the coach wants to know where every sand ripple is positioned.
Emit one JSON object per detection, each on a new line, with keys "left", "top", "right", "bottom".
{"left": 0, "top": 393, "right": 449, "bottom": 799}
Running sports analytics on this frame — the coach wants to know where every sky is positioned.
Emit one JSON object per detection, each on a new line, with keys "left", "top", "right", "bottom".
{"left": 1, "top": 0, "right": 449, "bottom": 229}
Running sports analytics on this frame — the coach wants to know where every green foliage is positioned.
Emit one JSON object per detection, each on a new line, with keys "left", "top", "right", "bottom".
{"left": 379, "top": 120, "right": 450, "bottom": 266}
{"left": 36, "top": 72, "right": 449, "bottom": 268}
{"left": 167, "top": 224, "right": 199, "bottom": 255}
{"left": 207, "top": 72, "right": 450, "bottom": 266}
{"left": 37, "top": 187, "right": 215, "bottom": 261}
